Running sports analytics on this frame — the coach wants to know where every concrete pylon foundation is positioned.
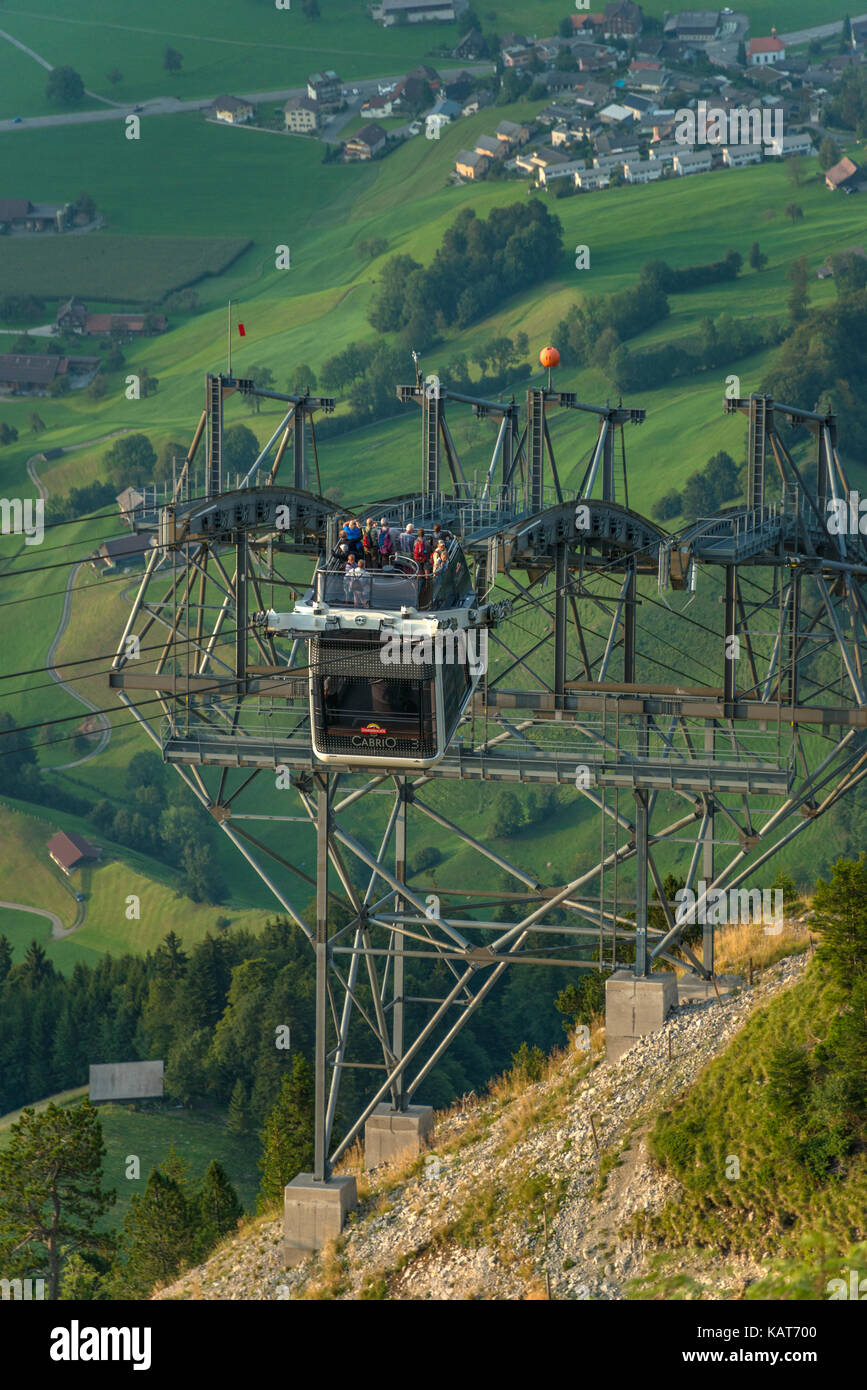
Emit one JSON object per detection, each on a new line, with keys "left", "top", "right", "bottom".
{"left": 605, "top": 970, "right": 678, "bottom": 1062}
{"left": 282, "top": 1173, "right": 357, "bottom": 1267}
{"left": 364, "top": 1103, "right": 434, "bottom": 1169}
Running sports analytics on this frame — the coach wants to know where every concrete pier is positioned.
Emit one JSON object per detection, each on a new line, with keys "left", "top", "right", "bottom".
{"left": 364, "top": 1103, "right": 434, "bottom": 1169}
{"left": 605, "top": 969, "right": 678, "bottom": 1062}
{"left": 282, "top": 1173, "right": 357, "bottom": 1267}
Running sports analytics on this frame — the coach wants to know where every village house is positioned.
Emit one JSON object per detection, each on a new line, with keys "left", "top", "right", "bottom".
{"left": 453, "top": 30, "right": 488, "bottom": 61}
{"left": 603, "top": 0, "right": 644, "bottom": 38}
{"left": 474, "top": 135, "right": 505, "bottom": 161}
{"left": 502, "top": 45, "right": 534, "bottom": 68}
{"left": 426, "top": 97, "right": 462, "bottom": 137}
{"left": 116, "top": 486, "right": 147, "bottom": 528}
{"left": 47, "top": 831, "right": 101, "bottom": 876}
{"left": 722, "top": 143, "right": 764, "bottom": 167}
{"left": 599, "top": 103, "right": 637, "bottom": 127}
{"left": 461, "top": 91, "right": 493, "bottom": 116}
{"left": 627, "top": 61, "right": 668, "bottom": 94}
{"left": 212, "top": 95, "right": 255, "bottom": 124}
{"left": 496, "top": 120, "right": 531, "bottom": 148}
{"left": 593, "top": 152, "right": 628, "bottom": 174}
{"left": 748, "top": 34, "right": 787, "bottom": 67}
{"left": 570, "top": 13, "right": 604, "bottom": 37}
{"left": 343, "top": 123, "right": 387, "bottom": 161}
{"left": 648, "top": 142, "right": 680, "bottom": 166}
{"left": 391, "top": 75, "right": 431, "bottom": 112}
{"left": 284, "top": 97, "right": 319, "bottom": 133}
{"left": 55, "top": 298, "right": 88, "bottom": 334}
{"left": 361, "top": 96, "right": 393, "bottom": 120}
{"left": 673, "top": 148, "right": 713, "bottom": 175}
{"left": 307, "top": 71, "right": 342, "bottom": 111}
{"left": 825, "top": 156, "right": 860, "bottom": 191}
{"left": 372, "top": 0, "right": 455, "bottom": 24}
{"left": 82, "top": 311, "right": 167, "bottom": 337}
{"left": 455, "top": 149, "right": 490, "bottom": 180}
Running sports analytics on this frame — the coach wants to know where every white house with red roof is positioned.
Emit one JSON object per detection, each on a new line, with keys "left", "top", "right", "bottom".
{"left": 748, "top": 33, "right": 787, "bottom": 66}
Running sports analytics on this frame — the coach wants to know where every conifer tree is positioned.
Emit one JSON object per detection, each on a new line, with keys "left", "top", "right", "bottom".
{"left": 122, "top": 1169, "right": 195, "bottom": 1295}
{"left": 813, "top": 855, "right": 867, "bottom": 986}
{"left": 0, "top": 1100, "right": 115, "bottom": 1298}
{"left": 227, "top": 1078, "right": 250, "bottom": 1136}
{"left": 257, "top": 1054, "right": 314, "bottom": 1212}
{"left": 196, "top": 1160, "right": 243, "bottom": 1257}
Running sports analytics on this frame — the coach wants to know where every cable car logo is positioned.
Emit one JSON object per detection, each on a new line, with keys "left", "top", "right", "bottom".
{"left": 360, "top": 723, "right": 387, "bottom": 735}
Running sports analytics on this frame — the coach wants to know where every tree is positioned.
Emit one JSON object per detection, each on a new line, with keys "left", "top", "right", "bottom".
{"left": 247, "top": 365, "right": 274, "bottom": 413}
{"left": 0, "top": 1100, "right": 115, "bottom": 1299}
{"left": 87, "top": 374, "right": 107, "bottom": 400}
{"left": 785, "top": 202, "right": 804, "bottom": 225}
{"left": 301, "top": 0, "right": 320, "bottom": 17}
{"left": 748, "top": 241, "right": 767, "bottom": 273}
{"left": 786, "top": 155, "right": 807, "bottom": 187}
{"left": 357, "top": 237, "right": 388, "bottom": 260}
{"left": 491, "top": 789, "right": 523, "bottom": 838}
{"left": 652, "top": 489, "right": 682, "bottom": 521}
{"left": 197, "top": 1160, "right": 242, "bottom": 1254}
{"left": 222, "top": 423, "right": 260, "bottom": 475}
{"left": 0, "top": 934, "right": 12, "bottom": 983}
{"left": 29, "top": 412, "right": 46, "bottom": 435}
{"left": 227, "top": 1078, "right": 251, "bottom": 1136}
{"left": 107, "top": 68, "right": 124, "bottom": 85}
{"left": 46, "top": 66, "right": 85, "bottom": 104}
{"left": 122, "top": 1169, "right": 194, "bottom": 1295}
{"left": 787, "top": 256, "right": 810, "bottom": 323}
{"left": 291, "top": 362, "right": 317, "bottom": 390}
{"left": 0, "top": 421, "right": 19, "bottom": 445}
{"left": 830, "top": 249, "right": 867, "bottom": 297}
{"left": 559, "top": 17, "right": 573, "bottom": 38}
{"left": 257, "top": 1054, "right": 315, "bottom": 1211}
{"left": 819, "top": 135, "right": 841, "bottom": 171}
{"left": 103, "top": 433, "right": 157, "bottom": 483}
{"left": 766, "top": 1041, "right": 811, "bottom": 1121}
{"left": 813, "top": 855, "right": 867, "bottom": 987}
{"left": 164, "top": 46, "right": 183, "bottom": 74}
{"left": 737, "top": 39, "right": 747, "bottom": 65}
{"left": 75, "top": 192, "right": 97, "bottom": 220}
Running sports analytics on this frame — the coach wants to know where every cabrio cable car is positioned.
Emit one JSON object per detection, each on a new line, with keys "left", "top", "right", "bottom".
{"left": 260, "top": 539, "right": 491, "bottom": 769}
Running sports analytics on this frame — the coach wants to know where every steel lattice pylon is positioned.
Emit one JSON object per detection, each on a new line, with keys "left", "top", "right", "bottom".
{"left": 110, "top": 369, "right": 867, "bottom": 1175}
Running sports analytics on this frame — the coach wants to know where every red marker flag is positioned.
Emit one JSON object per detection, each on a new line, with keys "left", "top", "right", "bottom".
{"left": 238, "top": 323, "right": 246, "bottom": 336}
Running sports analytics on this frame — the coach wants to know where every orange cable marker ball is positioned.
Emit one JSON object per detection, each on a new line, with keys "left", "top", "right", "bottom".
{"left": 539, "top": 346, "right": 560, "bottom": 368}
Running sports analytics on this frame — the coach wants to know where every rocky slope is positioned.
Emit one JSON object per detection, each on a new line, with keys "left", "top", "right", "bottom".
{"left": 158, "top": 951, "right": 808, "bottom": 1301}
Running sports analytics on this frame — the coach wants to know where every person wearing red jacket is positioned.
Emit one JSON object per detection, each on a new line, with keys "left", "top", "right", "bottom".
{"left": 412, "top": 529, "right": 430, "bottom": 569}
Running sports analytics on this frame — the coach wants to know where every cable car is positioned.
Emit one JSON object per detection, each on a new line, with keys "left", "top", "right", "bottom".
{"left": 261, "top": 538, "right": 488, "bottom": 769}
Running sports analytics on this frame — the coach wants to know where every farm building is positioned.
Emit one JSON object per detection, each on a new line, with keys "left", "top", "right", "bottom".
{"left": 284, "top": 97, "right": 320, "bottom": 133}
{"left": 372, "top": 0, "right": 455, "bottom": 24}
{"left": 55, "top": 298, "right": 88, "bottom": 333}
{"left": 343, "top": 123, "right": 387, "bottom": 161}
{"left": 116, "top": 486, "right": 147, "bottom": 528}
{"left": 663, "top": 11, "right": 721, "bottom": 43}
{"left": 96, "top": 533, "right": 156, "bottom": 571}
{"left": 47, "top": 831, "right": 101, "bottom": 876}
{"left": 307, "top": 71, "right": 342, "bottom": 110}
{"left": 84, "top": 312, "right": 167, "bottom": 337}
{"left": 426, "top": 98, "right": 462, "bottom": 137}
{"left": 361, "top": 96, "right": 393, "bottom": 120}
{"left": 453, "top": 31, "right": 488, "bottom": 60}
{"left": 455, "top": 150, "right": 490, "bottom": 180}
{"left": 212, "top": 95, "right": 255, "bottom": 124}
{"left": 0, "top": 353, "right": 99, "bottom": 395}
{"left": 0, "top": 198, "right": 71, "bottom": 233}
{"left": 826, "top": 156, "right": 861, "bottom": 191}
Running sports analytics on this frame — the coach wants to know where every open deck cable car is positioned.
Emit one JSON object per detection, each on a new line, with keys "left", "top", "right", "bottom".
{"left": 260, "top": 539, "right": 500, "bottom": 769}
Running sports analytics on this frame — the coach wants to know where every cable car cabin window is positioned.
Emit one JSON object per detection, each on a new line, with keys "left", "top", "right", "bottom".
{"left": 440, "top": 649, "right": 473, "bottom": 732}
{"left": 310, "top": 635, "right": 437, "bottom": 757}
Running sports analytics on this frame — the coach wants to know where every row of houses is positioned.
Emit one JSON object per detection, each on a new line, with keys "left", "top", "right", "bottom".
{"left": 0, "top": 198, "right": 89, "bottom": 235}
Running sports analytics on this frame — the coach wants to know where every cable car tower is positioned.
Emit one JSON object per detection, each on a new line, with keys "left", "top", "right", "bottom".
{"left": 111, "top": 356, "right": 867, "bottom": 1261}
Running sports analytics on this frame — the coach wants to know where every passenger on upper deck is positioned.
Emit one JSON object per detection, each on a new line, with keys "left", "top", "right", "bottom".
{"left": 398, "top": 524, "right": 416, "bottom": 556}
{"left": 431, "top": 522, "right": 451, "bottom": 545}
{"left": 378, "top": 519, "right": 394, "bottom": 564}
{"left": 431, "top": 540, "right": 448, "bottom": 577}
{"left": 413, "top": 529, "right": 431, "bottom": 570}
{"left": 343, "top": 518, "right": 362, "bottom": 555}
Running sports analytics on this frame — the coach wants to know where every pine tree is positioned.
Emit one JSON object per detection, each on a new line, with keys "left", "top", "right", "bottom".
{"left": 813, "top": 855, "right": 867, "bottom": 987}
{"left": 0, "top": 934, "right": 12, "bottom": 982}
{"left": 0, "top": 1100, "right": 115, "bottom": 1299}
{"left": 766, "top": 1041, "right": 811, "bottom": 1121}
{"left": 257, "top": 1054, "right": 314, "bottom": 1212}
{"left": 196, "top": 1160, "right": 242, "bottom": 1257}
{"left": 227, "top": 1078, "right": 250, "bottom": 1136}
{"left": 122, "top": 1169, "right": 195, "bottom": 1295}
